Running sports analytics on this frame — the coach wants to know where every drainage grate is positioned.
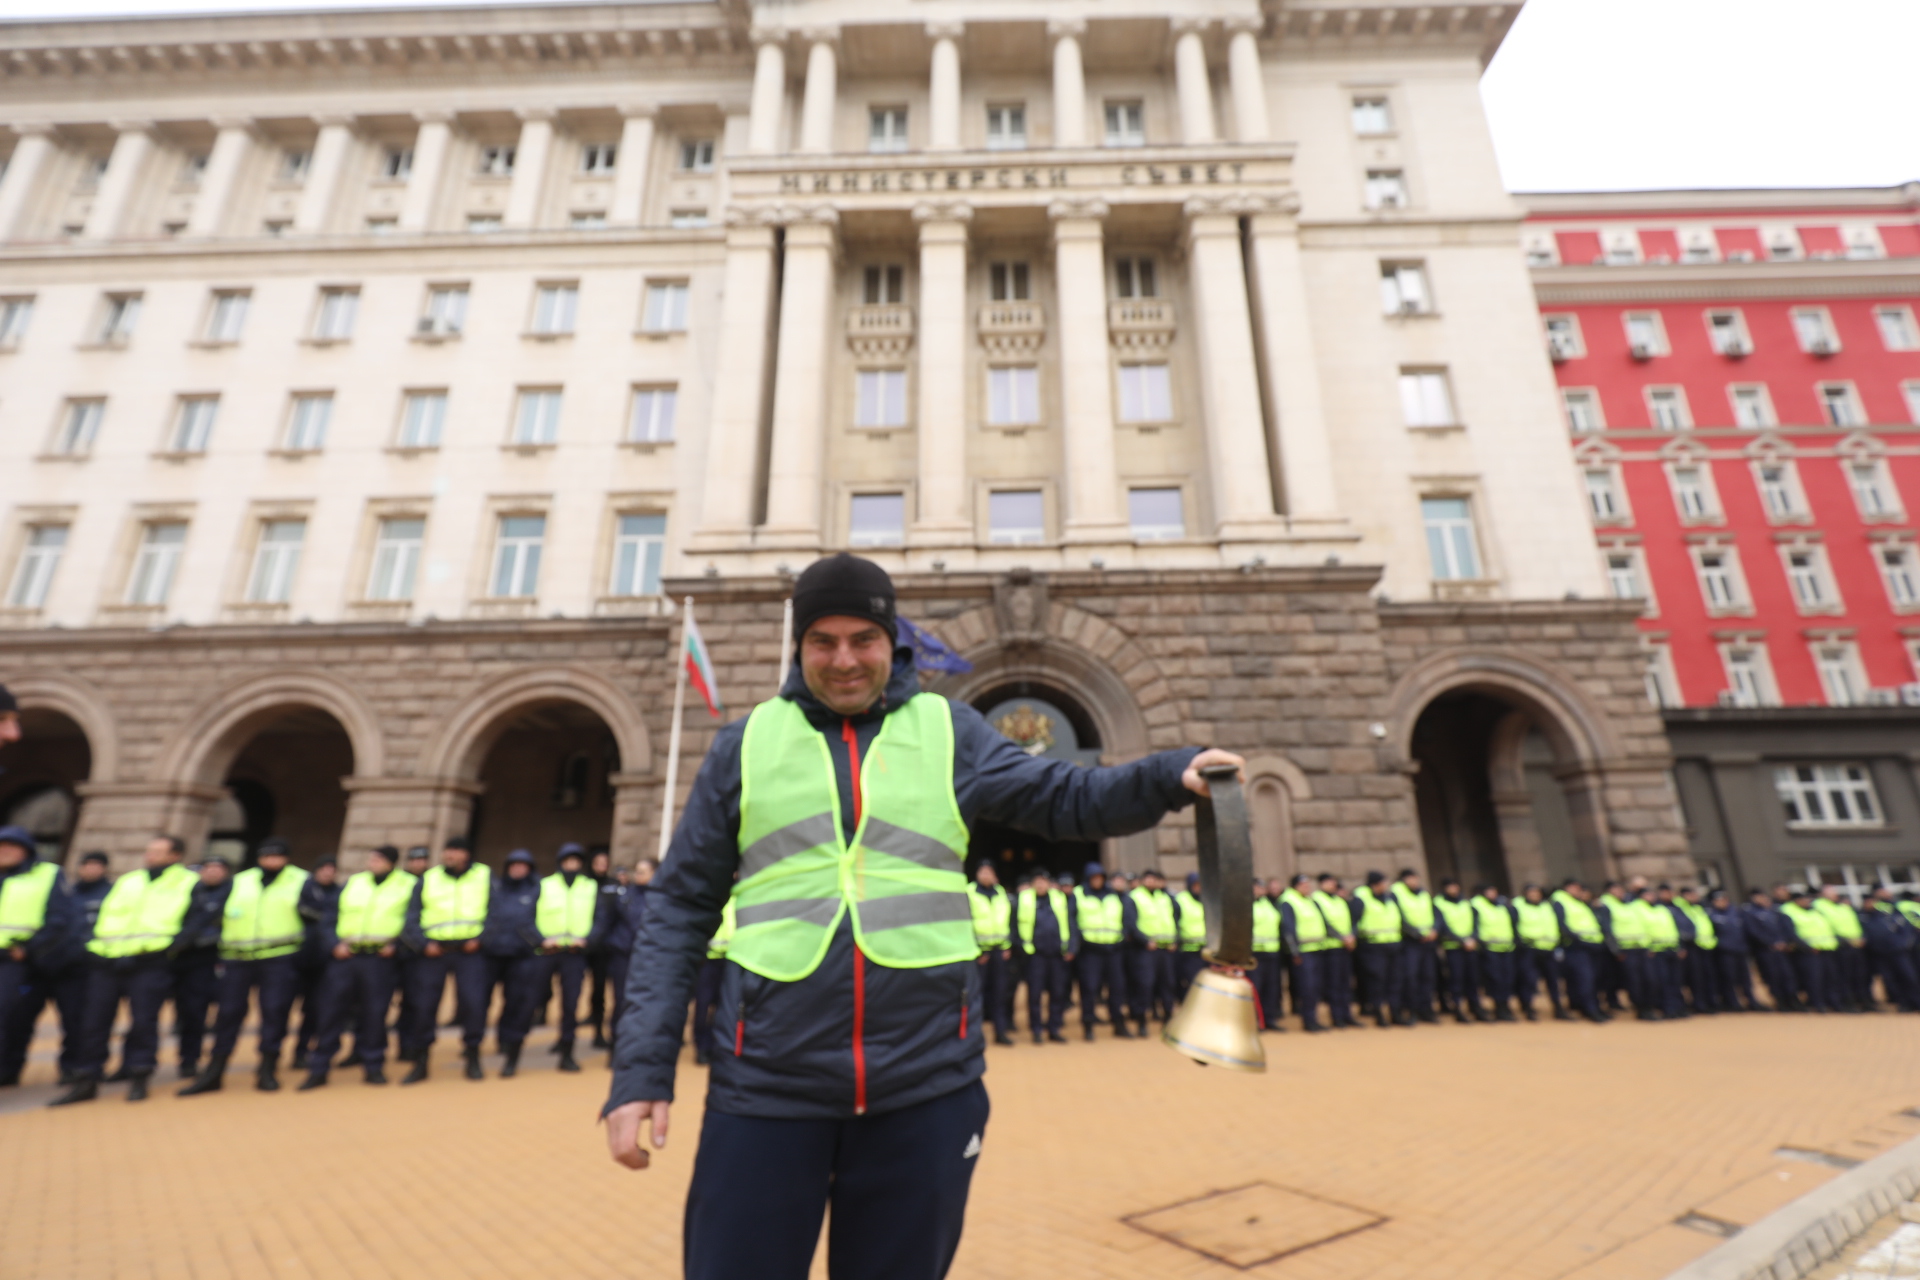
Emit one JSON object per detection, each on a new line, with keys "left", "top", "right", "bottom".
{"left": 1123, "top": 1181, "right": 1387, "bottom": 1270}
{"left": 1774, "top": 1146, "right": 1864, "bottom": 1170}
{"left": 1675, "top": 1212, "right": 1743, "bottom": 1238}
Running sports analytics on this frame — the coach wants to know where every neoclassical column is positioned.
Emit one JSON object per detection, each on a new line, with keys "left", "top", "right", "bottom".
{"left": 1225, "top": 19, "right": 1271, "bottom": 142}
{"left": 748, "top": 31, "right": 788, "bottom": 154}
{"left": 399, "top": 110, "right": 453, "bottom": 232}
{"left": 761, "top": 209, "right": 840, "bottom": 544}
{"left": 1186, "top": 198, "right": 1282, "bottom": 537}
{"left": 504, "top": 107, "right": 555, "bottom": 229}
{"left": 693, "top": 211, "right": 781, "bottom": 544}
{"left": 0, "top": 124, "right": 58, "bottom": 241}
{"left": 292, "top": 114, "right": 354, "bottom": 234}
{"left": 798, "top": 29, "right": 839, "bottom": 154}
{"left": 1171, "top": 20, "right": 1217, "bottom": 145}
{"left": 81, "top": 121, "right": 154, "bottom": 240}
{"left": 1244, "top": 194, "right": 1342, "bottom": 525}
{"left": 1050, "top": 199, "right": 1126, "bottom": 540}
{"left": 184, "top": 117, "right": 253, "bottom": 238}
{"left": 913, "top": 202, "right": 973, "bottom": 541}
{"left": 1049, "top": 21, "right": 1088, "bottom": 148}
{"left": 928, "top": 23, "right": 963, "bottom": 151}
{"left": 610, "top": 104, "right": 657, "bottom": 227}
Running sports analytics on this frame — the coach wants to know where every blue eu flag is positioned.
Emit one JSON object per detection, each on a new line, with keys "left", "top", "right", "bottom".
{"left": 898, "top": 616, "right": 974, "bottom": 675}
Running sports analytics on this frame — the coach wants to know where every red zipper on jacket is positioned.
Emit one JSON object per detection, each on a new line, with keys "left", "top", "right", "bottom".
{"left": 843, "top": 718, "right": 869, "bottom": 1115}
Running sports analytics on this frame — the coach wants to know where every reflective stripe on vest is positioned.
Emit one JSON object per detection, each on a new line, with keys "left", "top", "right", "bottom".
{"left": 1551, "top": 891, "right": 1604, "bottom": 945}
{"left": 537, "top": 874, "right": 598, "bottom": 946}
{"left": 336, "top": 870, "right": 417, "bottom": 946}
{"left": 1073, "top": 888, "right": 1122, "bottom": 945}
{"left": 1354, "top": 887, "right": 1401, "bottom": 944}
{"left": 708, "top": 899, "right": 736, "bottom": 958}
{"left": 1130, "top": 888, "right": 1175, "bottom": 944}
{"left": 1513, "top": 899, "right": 1559, "bottom": 950}
{"left": 1174, "top": 891, "right": 1206, "bottom": 949}
{"left": 1251, "top": 897, "right": 1281, "bottom": 952}
{"left": 0, "top": 862, "right": 58, "bottom": 947}
{"left": 1783, "top": 902, "right": 1838, "bottom": 950}
{"left": 1471, "top": 898, "right": 1515, "bottom": 951}
{"left": 1434, "top": 896, "right": 1475, "bottom": 948}
{"left": 1282, "top": 889, "right": 1330, "bottom": 950}
{"left": 1016, "top": 889, "right": 1069, "bottom": 949}
{"left": 1603, "top": 895, "right": 1647, "bottom": 948}
{"left": 1391, "top": 883, "right": 1435, "bottom": 932}
{"left": 1814, "top": 898, "right": 1864, "bottom": 940}
{"left": 220, "top": 866, "right": 310, "bottom": 959}
{"left": 89, "top": 863, "right": 198, "bottom": 958}
{"left": 1313, "top": 891, "right": 1353, "bottom": 938}
{"left": 970, "top": 885, "right": 1012, "bottom": 949}
{"left": 1898, "top": 901, "right": 1920, "bottom": 930}
{"left": 730, "top": 694, "right": 974, "bottom": 981}
{"left": 420, "top": 865, "right": 491, "bottom": 941}
{"left": 1680, "top": 901, "right": 1718, "bottom": 950}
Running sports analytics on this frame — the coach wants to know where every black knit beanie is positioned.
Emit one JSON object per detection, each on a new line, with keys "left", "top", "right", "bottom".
{"left": 0, "top": 684, "right": 15, "bottom": 713}
{"left": 791, "top": 554, "right": 896, "bottom": 644}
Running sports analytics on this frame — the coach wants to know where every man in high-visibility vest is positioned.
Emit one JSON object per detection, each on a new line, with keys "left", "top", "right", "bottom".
{"left": 51, "top": 835, "right": 202, "bottom": 1105}
{"left": 1705, "top": 889, "right": 1757, "bottom": 1012}
{"left": 1279, "top": 873, "right": 1328, "bottom": 1032}
{"left": 1862, "top": 886, "right": 1919, "bottom": 1012}
{"left": 1815, "top": 885, "right": 1870, "bottom": 1011}
{"left": 602, "top": 553, "right": 1241, "bottom": 1280}
{"left": 392, "top": 845, "right": 433, "bottom": 1069}
{"left": 0, "top": 826, "right": 73, "bottom": 1087}
{"left": 1125, "top": 868, "right": 1180, "bottom": 1031}
{"left": 1470, "top": 884, "right": 1520, "bottom": 1021}
{"left": 1173, "top": 871, "right": 1208, "bottom": 990}
{"left": 1741, "top": 887, "right": 1797, "bottom": 1011}
{"left": 480, "top": 848, "right": 544, "bottom": 1076}
{"left": 1018, "top": 870, "right": 1077, "bottom": 1044}
{"left": 1781, "top": 886, "right": 1840, "bottom": 1011}
{"left": 1314, "top": 874, "right": 1359, "bottom": 1028}
{"left": 1597, "top": 880, "right": 1650, "bottom": 1018}
{"left": 969, "top": 863, "right": 1015, "bottom": 1046}
{"left": 170, "top": 856, "right": 229, "bottom": 1084}
{"left": 1352, "top": 871, "right": 1408, "bottom": 1028}
{"left": 1593, "top": 880, "right": 1632, "bottom": 1014}
{"left": 3, "top": 847, "right": 103, "bottom": 1088}
{"left": 1550, "top": 880, "right": 1609, "bottom": 1022}
{"left": 1392, "top": 869, "right": 1440, "bottom": 1024}
{"left": 1071, "top": 863, "right": 1133, "bottom": 1042}
{"left": 1249, "top": 879, "right": 1284, "bottom": 1030}
{"left": 1642, "top": 884, "right": 1686, "bottom": 1019}
{"left": 300, "top": 845, "right": 417, "bottom": 1089}
{"left": 400, "top": 836, "right": 493, "bottom": 1082}
{"left": 534, "top": 843, "right": 606, "bottom": 1073}
{"left": 1512, "top": 884, "right": 1566, "bottom": 1021}
{"left": 1674, "top": 885, "right": 1720, "bottom": 1014}
{"left": 180, "top": 839, "right": 308, "bottom": 1096}
{"left": 1433, "top": 878, "right": 1482, "bottom": 1023}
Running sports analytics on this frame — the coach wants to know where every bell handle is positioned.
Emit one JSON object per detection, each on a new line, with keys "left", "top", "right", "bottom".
{"left": 1194, "top": 764, "right": 1254, "bottom": 970}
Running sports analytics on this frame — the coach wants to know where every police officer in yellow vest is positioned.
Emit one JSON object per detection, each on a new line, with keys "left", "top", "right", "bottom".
{"left": 1782, "top": 886, "right": 1841, "bottom": 1012}
{"left": 1470, "top": 884, "right": 1520, "bottom": 1022}
{"left": 534, "top": 842, "right": 605, "bottom": 1073}
{"left": 1314, "top": 874, "right": 1360, "bottom": 1028}
{"left": 400, "top": 835, "right": 493, "bottom": 1082}
{"left": 1018, "top": 870, "right": 1078, "bottom": 1044}
{"left": 1072, "top": 863, "right": 1134, "bottom": 1042}
{"left": 1433, "top": 879, "right": 1481, "bottom": 1022}
{"left": 51, "top": 835, "right": 201, "bottom": 1105}
{"left": 1596, "top": 881, "right": 1647, "bottom": 1017}
{"left": 1640, "top": 884, "right": 1685, "bottom": 1020}
{"left": 1125, "top": 868, "right": 1180, "bottom": 1030}
{"left": 1352, "top": 871, "right": 1409, "bottom": 1028}
{"left": 300, "top": 845, "right": 417, "bottom": 1089}
{"left": 1673, "top": 885, "right": 1720, "bottom": 1014}
{"left": 602, "top": 553, "right": 1241, "bottom": 1280}
{"left": 1550, "top": 880, "right": 1610, "bottom": 1022}
{"left": 1250, "top": 879, "right": 1285, "bottom": 1030}
{"left": 180, "top": 838, "right": 310, "bottom": 1096}
{"left": 1392, "top": 869, "right": 1441, "bottom": 1023}
{"left": 1279, "top": 873, "right": 1330, "bottom": 1031}
{"left": 1512, "top": 884, "right": 1568, "bottom": 1022}
{"left": 968, "top": 863, "right": 1015, "bottom": 1046}
{"left": 0, "top": 826, "right": 74, "bottom": 1088}
{"left": 1815, "top": 884, "right": 1870, "bottom": 1011}
{"left": 1174, "top": 872, "right": 1208, "bottom": 990}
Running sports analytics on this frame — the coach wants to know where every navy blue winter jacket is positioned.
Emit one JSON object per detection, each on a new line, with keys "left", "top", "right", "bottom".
{"left": 606, "top": 648, "right": 1201, "bottom": 1121}
{"left": 601, "top": 882, "right": 652, "bottom": 954}
{"left": 480, "top": 871, "right": 542, "bottom": 958}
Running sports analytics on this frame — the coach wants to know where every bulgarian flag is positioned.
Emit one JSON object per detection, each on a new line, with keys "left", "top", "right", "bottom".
{"left": 683, "top": 610, "right": 724, "bottom": 719}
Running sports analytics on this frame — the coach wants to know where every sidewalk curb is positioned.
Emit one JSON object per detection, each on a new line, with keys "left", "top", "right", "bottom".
{"left": 1664, "top": 1132, "right": 1920, "bottom": 1280}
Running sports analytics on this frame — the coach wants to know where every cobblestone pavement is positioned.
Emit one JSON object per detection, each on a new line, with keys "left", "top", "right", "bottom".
{"left": 2, "top": 1009, "right": 1918, "bottom": 1280}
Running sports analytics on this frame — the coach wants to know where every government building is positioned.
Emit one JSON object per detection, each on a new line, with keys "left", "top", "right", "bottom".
{"left": 0, "top": 0, "right": 1690, "bottom": 892}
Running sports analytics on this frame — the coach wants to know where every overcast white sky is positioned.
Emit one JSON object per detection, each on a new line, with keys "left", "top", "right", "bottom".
{"left": 1, "top": 0, "right": 1915, "bottom": 195}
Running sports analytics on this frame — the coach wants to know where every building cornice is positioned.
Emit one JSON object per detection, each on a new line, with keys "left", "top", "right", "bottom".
{"left": 1378, "top": 598, "right": 1646, "bottom": 626}
{"left": 1265, "top": 2, "right": 1518, "bottom": 66}
{"left": 1532, "top": 258, "right": 1920, "bottom": 305}
{"left": 0, "top": 612, "right": 674, "bottom": 654}
{"left": 1519, "top": 183, "right": 1920, "bottom": 220}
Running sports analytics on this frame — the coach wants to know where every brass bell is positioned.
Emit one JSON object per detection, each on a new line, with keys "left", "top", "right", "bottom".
{"left": 1163, "top": 966, "right": 1266, "bottom": 1072}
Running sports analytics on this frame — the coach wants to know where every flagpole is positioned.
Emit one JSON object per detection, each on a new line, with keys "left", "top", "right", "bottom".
{"left": 657, "top": 596, "right": 692, "bottom": 862}
{"left": 776, "top": 596, "right": 794, "bottom": 697}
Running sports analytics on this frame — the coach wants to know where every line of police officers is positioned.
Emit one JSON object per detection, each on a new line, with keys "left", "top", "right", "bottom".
{"left": 962, "top": 861, "right": 1920, "bottom": 1038}
{"left": 0, "top": 825, "right": 661, "bottom": 1103}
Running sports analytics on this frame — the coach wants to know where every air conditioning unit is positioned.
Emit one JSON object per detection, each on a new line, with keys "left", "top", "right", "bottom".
{"left": 1716, "top": 690, "right": 1744, "bottom": 708}
{"left": 1901, "top": 682, "right": 1920, "bottom": 706}
{"left": 1548, "top": 338, "right": 1575, "bottom": 363}
{"left": 416, "top": 316, "right": 456, "bottom": 337}
{"left": 1867, "top": 688, "right": 1901, "bottom": 707}
{"left": 1379, "top": 193, "right": 1405, "bottom": 210}
{"left": 1629, "top": 341, "right": 1656, "bottom": 360}
{"left": 1721, "top": 338, "right": 1752, "bottom": 357}
{"left": 1399, "top": 299, "right": 1425, "bottom": 316}
{"left": 1728, "top": 250, "right": 1756, "bottom": 263}
{"left": 1809, "top": 337, "right": 1838, "bottom": 356}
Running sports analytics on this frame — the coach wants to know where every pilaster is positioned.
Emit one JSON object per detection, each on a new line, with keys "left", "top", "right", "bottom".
{"left": 610, "top": 104, "right": 657, "bottom": 227}
{"left": 1050, "top": 199, "right": 1128, "bottom": 542}
{"left": 912, "top": 201, "right": 974, "bottom": 543}
{"left": 82, "top": 121, "right": 154, "bottom": 240}
{"left": 760, "top": 209, "right": 841, "bottom": 548}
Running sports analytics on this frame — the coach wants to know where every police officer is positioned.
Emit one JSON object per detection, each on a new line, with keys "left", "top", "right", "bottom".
{"left": 172, "top": 856, "right": 229, "bottom": 1081}
{"left": 1018, "top": 871, "right": 1076, "bottom": 1044}
{"left": 1742, "top": 888, "right": 1797, "bottom": 1011}
{"left": 481, "top": 848, "right": 543, "bottom": 1078}
{"left": 51, "top": 835, "right": 199, "bottom": 1105}
{"left": 1392, "top": 869, "right": 1440, "bottom": 1024}
{"left": 969, "top": 863, "right": 1015, "bottom": 1047}
{"left": 400, "top": 836, "right": 492, "bottom": 1083}
{"left": 1071, "top": 863, "right": 1131, "bottom": 1042}
{"left": 1125, "top": 868, "right": 1179, "bottom": 1031}
{"left": 1861, "top": 886, "right": 1918, "bottom": 1012}
{"left": 1781, "top": 887, "right": 1840, "bottom": 1011}
{"left": 1250, "top": 879, "right": 1284, "bottom": 1030}
{"left": 301, "top": 845, "right": 416, "bottom": 1089}
{"left": 392, "top": 845, "right": 432, "bottom": 1066}
{"left": 1352, "top": 871, "right": 1407, "bottom": 1028}
{"left": 291, "top": 857, "right": 340, "bottom": 1064}
{"left": 1815, "top": 885, "right": 1869, "bottom": 1011}
{"left": 600, "top": 855, "right": 656, "bottom": 1065}
{"left": 16, "top": 849, "right": 109, "bottom": 1086}
{"left": 1602, "top": 881, "right": 1652, "bottom": 1019}
{"left": 0, "top": 826, "right": 72, "bottom": 1087}
{"left": 1674, "top": 886, "right": 1719, "bottom": 1013}
{"left": 1642, "top": 884, "right": 1685, "bottom": 1019}
{"left": 1173, "top": 872, "right": 1207, "bottom": 990}
{"left": 690, "top": 897, "right": 734, "bottom": 1067}
{"left": 1704, "top": 890, "right": 1755, "bottom": 1011}
{"left": 1314, "top": 874, "right": 1358, "bottom": 1028}
{"left": 1434, "top": 879, "right": 1482, "bottom": 1022}
{"left": 1279, "top": 873, "right": 1328, "bottom": 1032}
{"left": 1513, "top": 884, "right": 1567, "bottom": 1021}
{"left": 1594, "top": 881, "right": 1632, "bottom": 1013}
{"left": 1470, "top": 885, "right": 1518, "bottom": 1021}
{"left": 535, "top": 843, "right": 604, "bottom": 1073}
{"left": 1551, "top": 880, "right": 1608, "bottom": 1022}
{"left": 586, "top": 847, "right": 616, "bottom": 1049}
{"left": 180, "top": 839, "right": 307, "bottom": 1095}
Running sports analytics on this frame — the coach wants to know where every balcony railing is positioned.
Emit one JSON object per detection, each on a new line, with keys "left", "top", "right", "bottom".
{"left": 1108, "top": 298, "right": 1175, "bottom": 349}
{"left": 847, "top": 304, "right": 914, "bottom": 359}
{"left": 978, "top": 302, "right": 1045, "bottom": 356}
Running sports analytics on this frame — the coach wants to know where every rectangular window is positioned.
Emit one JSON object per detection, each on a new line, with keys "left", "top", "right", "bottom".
{"left": 512, "top": 389, "right": 563, "bottom": 445}
{"left": 1129, "top": 488, "right": 1185, "bottom": 540}
{"left": 531, "top": 283, "right": 579, "bottom": 335}
{"left": 1849, "top": 460, "right": 1894, "bottom": 517}
{"left": 629, "top": 385, "right": 678, "bottom": 443}
{"left": 1766, "top": 227, "right": 1802, "bottom": 261}
{"left": 1819, "top": 384, "right": 1862, "bottom": 426}
{"left": 1363, "top": 169, "right": 1407, "bottom": 210}
{"left": 246, "top": 519, "right": 305, "bottom": 604}
{"left": 642, "top": 281, "right": 690, "bottom": 332}
{"left": 1707, "top": 310, "right": 1749, "bottom": 355}
{"left": 678, "top": 138, "right": 715, "bottom": 171}
{"left": 864, "top": 265, "right": 906, "bottom": 305}
{"left": 1602, "top": 230, "right": 1640, "bottom": 265}
{"left": 1730, "top": 385, "right": 1774, "bottom": 428}
{"left": 1421, "top": 497, "right": 1480, "bottom": 580}
{"left": 1813, "top": 643, "right": 1863, "bottom": 706}
{"left": 1844, "top": 226, "right": 1884, "bottom": 259}
{"left": 1792, "top": 308, "right": 1838, "bottom": 353}
{"left": 1398, "top": 370, "right": 1455, "bottom": 427}
{"left": 986, "top": 366, "right": 1040, "bottom": 426}
{"left": 206, "top": 291, "right": 249, "bottom": 343}
{"left": 868, "top": 109, "right": 908, "bottom": 154}
{"left": 1584, "top": 469, "right": 1622, "bottom": 520}
{"left": 170, "top": 396, "right": 219, "bottom": 453}
{"left": 53, "top": 398, "right": 104, "bottom": 455}
{"left": 580, "top": 142, "right": 618, "bottom": 173}
{"left": 1695, "top": 549, "right": 1740, "bottom": 607}
{"left": 399, "top": 390, "right": 448, "bottom": 449}
{"left": 987, "top": 262, "right": 1029, "bottom": 303}
{"left": 279, "top": 150, "right": 311, "bottom": 182}
{"left": 1648, "top": 387, "right": 1690, "bottom": 430}
{"left": 854, "top": 370, "right": 908, "bottom": 429}
{"left": 1117, "top": 363, "right": 1172, "bottom": 423}
{"left": 1380, "top": 262, "right": 1431, "bottom": 315}
{"left": 285, "top": 393, "right": 332, "bottom": 451}
{"left": 849, "top": 493, "right": 905, "bottom": 548}
{"left": 1721, "top": 645, "right": 1772, "bottom": 707}
{"left": 1671, "top": 466, "right": 1713, "bottom": 518}
{"left": 1875, "top": 306, "right": 1917, "bottom": 351}
{"left": 573, "top": 212, "right": 610, "bottom": 230}
{"left": 668, "top": 209, "right": 709, "bottom": 229}
{"left": 1783, "top": 548, "right": 1831, "bottom": 609}
{"left": 423, "top": 286, "right": 468, "bottom": 336}
{"left": 381, "top": 147, "right": 413, "bottom": 180}
{"left": 1757, "top": 464, "right": 1800, "bottom": 518}
{"left": 491, "top": 516, "right": 545, "bottom": 597}
{"left": 477, "top": 145, "right": 516, "bottom": 176}
{"left": 986, "top": 104, "right": 1027, "bottom": 151}
{"left": 1103, "top": 101, "right": 1146, "bottom": 148}
{"left": 367, "top": 517, "right": 424, "bottom": 601}
{"left": 467, "top": 215, "right": 503, "bottom": 234}
{"left": 988, "top": 490, "right": 1046, "bottom": 545}
{"left": 1605, "top": 551, "right": 1640, "bottom": 600}
{"left": 1775, "top": 764, "right": 1882, "bottom": 828}
{"left": 610, "top": 513, "right": 667, "bottom": 596}
{"left": 1563, "top": 389, "right": 1603, "bottom": 433}
{"left": 0, "top": 296, "right": 32, "bottom": 346}
{"left": 7, "top": 525, "right": 67, "bottom": 609}
{"left": 1544, "top": 315, "right": 1580, "bottom": 359}
{"left": 1625, "top": 313, "right": 1663, "bottom": 356}
{"left": 1680, "top": 228, "right": 1717, "bottom": 263}
{"left": 1113, "top": 257, "right": 1157, "bottom": 299}
{"left": 313, "top": 288, "right": 358, "bottom": 341}
{"left": 126, "top": 522, "right": 186, "bottom": 606}
{"left": 1645, "top": 643, "right": 1678, "bottom": 708}
{"left": 1351, "top": 96, "right": 1392, "bottom": 134}
{"left": 1906, "top": 382, "right": 1920, "bottom": 426}
{"left": 99, "top": 293, "right": 142, "bottom": 343}
{"left": 1879, "top": 545, "right": 1919, "bottom": 607}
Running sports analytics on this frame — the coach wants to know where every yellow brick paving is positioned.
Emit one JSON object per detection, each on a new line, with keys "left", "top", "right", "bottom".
{"left": 2, "top": 1012, "right": 1918, "bottom": 1280}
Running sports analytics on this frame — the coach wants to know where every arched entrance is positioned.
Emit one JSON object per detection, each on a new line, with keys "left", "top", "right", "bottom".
{"left": 465, "top": 699, "right": 620, "bottom": 870}
{"left": 967, "top": 682, "right": 1102, "bottom": 882}
{"left": 0, "top": 707, "right": 93, "bottom": 862}
{"left": 209, "top": 706, "right": 355, "bottom": 867}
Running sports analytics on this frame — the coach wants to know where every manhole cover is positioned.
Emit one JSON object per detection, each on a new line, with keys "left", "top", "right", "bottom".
{"left": 1123, "top": 1181, "right": 1387, "bottom": 1269}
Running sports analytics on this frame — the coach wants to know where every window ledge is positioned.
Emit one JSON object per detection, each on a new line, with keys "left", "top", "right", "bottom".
{"left": 1121, "top": 419, "right": 1180, "bottom": 433}
{"left": 187, "top": 339, "right": 238, "bottom": 350}
{"left": 1766, "top": 513, "right": 1815, "bottom": 527}
{"left": 1384, "top": 309, "right": 1441, "bottom": 321}
{"left": 1704, "top": 605, "right": 1758, "bottom": 619}
{"left": 268, "top": 447, "right": 321, "bottom": 460}
{"left": 150, "top": 450, "right": 206, "bottom": 463}
{"left": 619, "top": 438, "right": 676, "bottom": 452}
{"left": 97, "top": 603, "right": 167, "bottom": 626}
{"left": 1861, "top": 512, "right": 1910, "bottom": 525}
{"left": 634, "top": 328, "right": 686, "bottom": 341}
{"left": 76, "top": 339, "right": 130, "bottom": 352}
{"left": 1591, "top": 515, "right": 1634, "bottom": 529}
{"left": 982, "top": 422, "right": 1044, "bottom": 437}
{"left": 502, "top": 442, "right": 556, "bottom": 456}
{"left": 0, "top": 606, "right": 45, "bottom": 629}
{"left": 847, "top": 425, "right": 910, "bottom": 438}
{"left": 410, "top": 330, "right": 463, "bottom": 345}
{"left": 385, "top": 444, "right": 441, "bottom": 458}
{"left": 468, "top": 597, "right": 540, "bottom": 620}
{"left": 522, "top": 330, "right": 575, "bottom": 342}
{"left": 346, "top": 600, "right": 413, "bottom": 622}
{"left": 1430, "top": 578, "right": 1501, "bottom": 602}
{"left": 223, "top": 602, "right": 290, "bottom": 624}
{"left": 300, "top": 336, "right": 352, "bottom": 348}
{"left": 593, "top": 595, "right": 673, "bottom": 618}
{"left": 1794, "top": 604, "right": 1848, "bottom": 617}
{"left": 1407, "top": 422, "right": 1465, "bottom": 435}
{"left": 1784, "top": 823, "right": 1892, "bottom": 835}
{"left": 34, "top": 452, "right": 90, "bottom": 463}
{"left": 1678, "top": 516, "right": 1727, "bottom": 529}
